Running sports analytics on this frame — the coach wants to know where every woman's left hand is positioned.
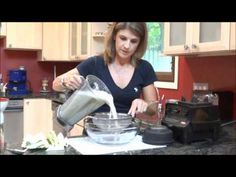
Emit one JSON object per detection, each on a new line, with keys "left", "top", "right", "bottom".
{"left": 128, "top": 98, "right": 148, "bottom": 117}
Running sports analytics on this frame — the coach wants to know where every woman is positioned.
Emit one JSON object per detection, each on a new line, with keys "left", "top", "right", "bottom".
{"left": 53, "top": 22, "right": 158, "bottom": 117}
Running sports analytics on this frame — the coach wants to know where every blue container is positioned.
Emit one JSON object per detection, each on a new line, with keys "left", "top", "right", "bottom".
{"left": 9, "top": 69, "right": 27, "bottom": 83}
{"left": 8, "top": 68, "right": 29, "bottom": 95}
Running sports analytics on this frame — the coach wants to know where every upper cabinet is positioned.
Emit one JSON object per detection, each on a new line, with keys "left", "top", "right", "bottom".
{"left": 41, "top": 22, "right": 90, "bottom": 61}
{"left": 163, "top": 22, "right": 234, "bottom": 56}
{"left": 41, "top": 22, "right": 71, "bottom": 61}
{"left": 1, "top": 22, "right": 108, "bottom": 61}
{"left": 70, "top": 22, "right": 91, "bottom": 60}
{"left": 41, "top": 22, "right": 108, "bottom": 61}
{"left": 0, "top": 22, "right": 6, "bottom": 37}
{"left": 90, "top": 22, "right": 109, "bottom": 56}
{"left": 4, "top": 22, "right": 42, "bottom": 50}
{"left": 230, "top": 22, "right": 236, "bottom": 50}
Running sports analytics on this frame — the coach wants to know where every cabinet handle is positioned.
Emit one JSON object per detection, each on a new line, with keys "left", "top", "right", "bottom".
{"left": 184, "top": 44, "right": 189, "bottom": 50}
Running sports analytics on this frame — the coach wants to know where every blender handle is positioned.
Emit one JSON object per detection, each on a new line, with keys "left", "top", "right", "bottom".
{"left": 64, "top": 75, "right": 86, "bottom": 92}
{"left": 75, "top": 75, "right": 86, "bottom": 90}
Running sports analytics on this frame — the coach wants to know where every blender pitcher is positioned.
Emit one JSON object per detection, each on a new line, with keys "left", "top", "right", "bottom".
{"left": 56, "top": 75, "right": 112, "bottom": 127}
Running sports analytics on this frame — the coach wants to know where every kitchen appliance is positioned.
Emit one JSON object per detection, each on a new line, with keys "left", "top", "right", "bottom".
{"left": 7, "top": 66, "right": 30, "bottom": 95}
{"left": 135, "top": 101, "right": 174, "bottom": 146}
{"left": 142, "top": 125, "right": 173, "bottom": 145}
{"left": 56, "top": 75, "right": 112, "bottom": 128}
{"left": 40, "top": 78, "right": 50, "bottom": 93}
{"left": 162, "top": 101, "right": 221, "bottom": 144}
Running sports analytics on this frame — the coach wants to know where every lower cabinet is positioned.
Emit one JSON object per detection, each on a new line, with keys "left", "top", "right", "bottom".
{"left": 23, "top": 98, "right": 53, "bottom": 136}
{"left": 23, "top": 98, "right": 84, "bottom": 139}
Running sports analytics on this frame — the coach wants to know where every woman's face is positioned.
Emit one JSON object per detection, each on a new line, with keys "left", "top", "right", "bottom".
{"left": 114, "top": 29, "right": 140, "bottom": 60}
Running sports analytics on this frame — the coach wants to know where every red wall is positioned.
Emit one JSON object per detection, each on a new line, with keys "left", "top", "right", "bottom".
{"left": 1, "top": 37, "right": 236, "bottom": 118}
{"left": 160, "top": 55, "right": 236, "bottom": 119}
{"left": 0, "top": 38, "right": 78, "bottom": 93}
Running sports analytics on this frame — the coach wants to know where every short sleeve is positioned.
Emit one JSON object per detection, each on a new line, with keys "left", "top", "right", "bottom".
{"left": 139, "top": 60, "right": 157, "bottom": 87}
{"left": 76, "top": 56, "right": 97, "bottom": 77}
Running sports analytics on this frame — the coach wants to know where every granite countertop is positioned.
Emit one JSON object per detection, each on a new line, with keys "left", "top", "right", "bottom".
{"left": 1, "top": 92, "right": 235, "bottom": 155}
{"left": 4, "top": 124, "right": 236, "bottom": 155}
{"left": 0, "top": 92, "right": 66, "bottom": 104}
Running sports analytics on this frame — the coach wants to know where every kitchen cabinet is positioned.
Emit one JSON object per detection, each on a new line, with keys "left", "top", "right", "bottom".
{"left": 163, "top": 22, "right": 232, "bottom": 56}
{"left": 23, "top": 98, "right": 53, "bottom": 136}
{"left": 41, "top": 22, "right": 108, "bottom": 61}
{"left": 70, "top": 22, "right": 91, "bottom": 60}
{"left": 4, "top": 22, "right": 42, "bottom": 50}
{"left": 69, "top": 22, "right": 108, "bottom": 59}
{"left": 0, "top": 22, "right": 6, "bottom": 37}
{"left": 41, "top": 22, "right": 71, "bottom": 61}
{"left": 230, "top": 22, "right": 236, "bottom": 50}
{"left": 90, "top": 22, "right": 109, "bottom": 56}
{"left": 51, "top": 100, "right": 84, "bottom": 136}
{"left": 41, "top": 22, "right": 90, "bottom": 61}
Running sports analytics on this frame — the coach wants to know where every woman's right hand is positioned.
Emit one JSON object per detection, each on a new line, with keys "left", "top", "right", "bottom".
{"left": 62, "top": 73, "right": 84, "bottom": 91}
{"left": 53, "top": 68, "right": 84, "bottom": 92}
{"left": 128, "top": 98, "right": 148, "bottom": 117}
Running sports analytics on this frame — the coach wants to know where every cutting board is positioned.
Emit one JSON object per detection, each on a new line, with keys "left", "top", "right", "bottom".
{"left": 67, "top": 135, "right": 166, "bottom": 155}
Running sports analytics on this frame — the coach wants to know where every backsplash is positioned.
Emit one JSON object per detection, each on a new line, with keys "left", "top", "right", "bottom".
{"left": 0, "top": 38, "right": 78, "bottom": 93}
{"left": 1, "top": 37, "right": 235, "bottom": 118}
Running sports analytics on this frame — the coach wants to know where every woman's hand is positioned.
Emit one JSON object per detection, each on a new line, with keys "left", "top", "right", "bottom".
{"left": 128, "top": 98, "right": 148, "bottom": 117}
{"left": 53, "top": 68, "right": 84, "bottom": 92}
{"left": 62, "top": 73, "right": 84, "bottom": 91}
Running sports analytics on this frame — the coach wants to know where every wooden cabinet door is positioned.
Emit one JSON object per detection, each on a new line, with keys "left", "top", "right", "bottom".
{"left": 164, "top": 22, "right": 231, "bottom": 55}
{"left": 191, "top": 22, "right": 230, "bottom": 53}
{"left": 0, "top": 22, "right": 6, "bottom": 37}
{"left": 230, "top": 22, "right": 236, "bottom": 50}
{"left": 90, "top": 22, "right": 107, "bottom": 56}
{"left": 41, "top": 22, "right": 107, "bottom": 61}
{"left": 164, "top": 22, "right": 193, "bottom": 55}
{"left": 23, "top": 98, "right": 53, "bottom": 136}
{"left": 42, "top": 22, "right": 89, "bottom": 61}
{"left": 69, "top": 22, "right": 91, "bottom": 60}
{"left": 5, "top": 22, "right": 42, "bottom": 50}
{"left": 42, "top": 22, "right": 70, "bottom": 61}
{"left": 70, "top": 22, "right": 107, "bottom": 60}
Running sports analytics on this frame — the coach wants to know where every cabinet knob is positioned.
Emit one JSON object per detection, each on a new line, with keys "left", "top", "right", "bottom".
{"left": 184, "top": 44, "right": 189, "bottom": 50}
{"left": 191, "top": 44, "right": 197, "bottom": 49}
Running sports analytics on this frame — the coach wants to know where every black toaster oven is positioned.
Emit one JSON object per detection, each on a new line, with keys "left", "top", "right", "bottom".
{"left": 162, "top": 101, "right": 221, "bottom": 144}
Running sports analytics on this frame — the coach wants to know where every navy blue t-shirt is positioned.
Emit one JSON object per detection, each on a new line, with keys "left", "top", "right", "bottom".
{"left": 77, "top": 55, "right": 157, "bottom": 114}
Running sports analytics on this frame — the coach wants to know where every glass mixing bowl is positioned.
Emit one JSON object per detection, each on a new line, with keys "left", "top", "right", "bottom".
{"left": 90, "top": 112, "right": 132, "bottom": 130}
{"left": 84, "top": 113, "right": 138, "bottom": 145}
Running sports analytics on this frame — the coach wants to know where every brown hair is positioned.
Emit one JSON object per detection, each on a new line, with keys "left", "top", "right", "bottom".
{"left": 103, "top": 22, "right": 148, "bottom": 67}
